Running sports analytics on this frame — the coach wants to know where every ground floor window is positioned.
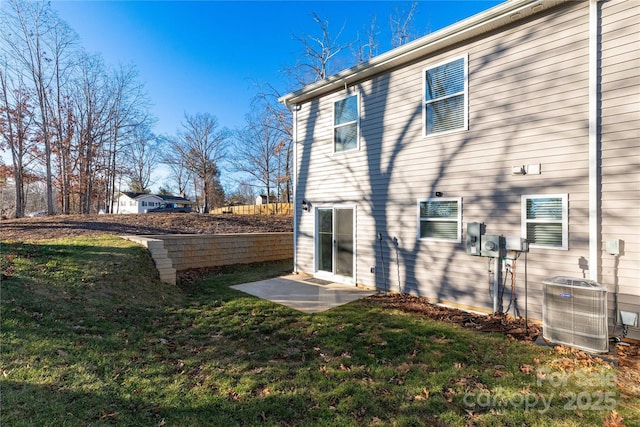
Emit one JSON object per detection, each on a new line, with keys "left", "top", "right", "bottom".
{"left": 521, "top": 194, "right": 568, "bottom": 250}
{"left": 417, "top": 197, "right": 461, "bottom": 242}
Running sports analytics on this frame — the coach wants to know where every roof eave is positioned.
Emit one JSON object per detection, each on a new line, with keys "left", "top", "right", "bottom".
{"left": 279, "top": 0, "right": 567, "bottom": 107}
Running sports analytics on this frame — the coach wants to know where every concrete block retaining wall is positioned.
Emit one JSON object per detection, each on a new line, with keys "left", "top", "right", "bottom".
{"left": 123, "top": 233, "right": 293, "bottom": 285}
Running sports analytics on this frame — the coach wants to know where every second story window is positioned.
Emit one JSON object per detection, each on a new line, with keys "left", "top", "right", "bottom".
{"left": 424, "top": 54, "right": 468, "bottom": 136}
{"left": 333, "top": 94, "right": 358, "bottom": 152}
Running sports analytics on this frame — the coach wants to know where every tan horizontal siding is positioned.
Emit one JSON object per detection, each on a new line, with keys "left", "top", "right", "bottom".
{"left": 600, "top": 0, "right": 640, "bottom": 316}
{"left": 294, "top": 1, "right": 639, "bottom": 329}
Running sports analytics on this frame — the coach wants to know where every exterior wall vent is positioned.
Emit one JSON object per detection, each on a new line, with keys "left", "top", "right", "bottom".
{"left": 542, "top": 276, "right": 608, "bottom": 353}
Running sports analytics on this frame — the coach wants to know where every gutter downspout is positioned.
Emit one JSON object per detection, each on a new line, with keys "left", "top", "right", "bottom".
{"left": 589, "top": 0, "right": 601, "bottom": 282}
{"left": 292, "top": 105, "right": 298, "bottom": 274}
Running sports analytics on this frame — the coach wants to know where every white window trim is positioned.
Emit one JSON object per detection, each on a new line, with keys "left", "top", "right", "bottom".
{"left": 417, "top": 197, "right": 462, "bottom": 243}
{"left": 422, "top": 53, "right": 468, "bottom": 137}
{"left": 332, "top": 93, "right": 360, "bottom": 153}
{"left": 521, "top": 193, "right": 568, "bottom": 250}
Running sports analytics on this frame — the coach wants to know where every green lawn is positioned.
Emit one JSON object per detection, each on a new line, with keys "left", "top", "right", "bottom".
{"left": 1, "top": 236, "right": 636, "bottom": 426}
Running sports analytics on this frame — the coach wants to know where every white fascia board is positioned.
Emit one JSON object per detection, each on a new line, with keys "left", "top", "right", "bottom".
{"left": 279, "top": 0, "right": 567, "bottom": 107}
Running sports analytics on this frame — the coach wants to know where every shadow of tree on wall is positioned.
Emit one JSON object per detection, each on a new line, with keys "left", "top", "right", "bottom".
{"left": 294, "top": 2, "right": 632, "bottom": 320}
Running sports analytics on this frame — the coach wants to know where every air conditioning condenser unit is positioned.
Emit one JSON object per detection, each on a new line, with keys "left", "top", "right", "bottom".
{"left": 542, "top": 276, "right": 608, "bottom": 353}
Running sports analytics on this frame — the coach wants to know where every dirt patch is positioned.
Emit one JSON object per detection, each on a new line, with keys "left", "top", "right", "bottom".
{"left": 616, "top": 342, "right": 640, "bottom": 399}
{"left": 369, "top": 293, "right": 640, "bottom": 400}
{"left": 0, "top": 213, "right": 292, "bottom": 241}
{"left": 369, "top": 293, "right": 541, "bottom": 341}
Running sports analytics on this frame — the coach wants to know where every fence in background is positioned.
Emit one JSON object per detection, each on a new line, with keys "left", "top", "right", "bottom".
{"left": 210, "top": 203, "right": 293, "bottom": 216}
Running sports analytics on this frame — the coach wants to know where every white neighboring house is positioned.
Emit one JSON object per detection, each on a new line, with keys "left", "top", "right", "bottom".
{"left": 112, "top": 192, "right": 163, "bottom": 214}
{"left": 112, "top": 192, "right": 194, "bottom": 214}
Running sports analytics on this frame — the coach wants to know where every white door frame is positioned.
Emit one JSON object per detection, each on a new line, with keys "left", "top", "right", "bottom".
{"left": 314, "top": 204, "right": 356, "bottom": 285}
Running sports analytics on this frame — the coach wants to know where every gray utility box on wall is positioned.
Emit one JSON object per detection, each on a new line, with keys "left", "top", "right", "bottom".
{"left": 542, "top": 277, "right": 608, "bottom": 353}
{"left": 481, "top": 235, "right": 505, "bottom": 258}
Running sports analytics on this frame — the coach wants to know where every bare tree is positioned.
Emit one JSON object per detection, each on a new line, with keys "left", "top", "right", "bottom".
{"left": 390, "top": 2, "right": 419, "bottom": 48}
{"left": 162, "top": 138, "right": 192, "bottom": 198}
{"left": 103, "top": 63, "right": 151, "bottom": 213}
{"left": 123, "top": 125, "right": 160, "bottom": 193}
{"left": 1, "top": 0, "right": 152, "bottom": 215}
{"left": 174, "top": 113, "right": 228, "bottom": 213}
{"left": 0, "top": 59, "right": 38, "bottom": 217}
{"left": 228, "top": 182, "right": 256, "bottom": 205}
{"left": 354, "top": 15, "right": 380, "bottom": 63}
{"left": 0, "top": 0, "right": 71, "bottom": 215}
{"left": 47, "top": 16, "right": 79, "bottom": 215}
{"left": 251, "top": 83, "right": 293, "bottom": 203}
{"left": 287, "top": 12, "right": 353, "bottom": 86}
{"left": 232, "top": 109, "right": 283, "bottom": 203}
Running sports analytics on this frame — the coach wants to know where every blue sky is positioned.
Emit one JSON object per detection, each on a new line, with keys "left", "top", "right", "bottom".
{"left": 52, "top": 0, "right": 502, "bottom": 137}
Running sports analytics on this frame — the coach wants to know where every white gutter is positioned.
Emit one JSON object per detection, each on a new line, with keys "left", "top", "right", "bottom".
{"left": 279, "top": 0, "right": 568, "bottom": 107}
{"left": 589, "top": 0, "right": 600, "bottom": 281}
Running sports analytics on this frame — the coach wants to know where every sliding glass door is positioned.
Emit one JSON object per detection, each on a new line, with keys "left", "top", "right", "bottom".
{"left": 315, "top": 207, "right": 354, "bottom": 282}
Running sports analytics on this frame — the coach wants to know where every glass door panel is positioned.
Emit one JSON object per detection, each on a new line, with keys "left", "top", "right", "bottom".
{"left": 317, "top": 208, "right": 333, "bottom": 273}
{"left": 335, "top": 208, "right": 354, "bottom": 277}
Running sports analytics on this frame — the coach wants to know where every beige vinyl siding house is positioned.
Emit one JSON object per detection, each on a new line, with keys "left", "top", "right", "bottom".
{"left": 281, "top": 0, "right": 640, "bottom": 342}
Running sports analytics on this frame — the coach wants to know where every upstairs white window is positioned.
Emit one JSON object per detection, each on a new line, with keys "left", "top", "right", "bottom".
{"left": 522, "top": 194, "right": 568, "bottom": 250}
{"left": 418, "top": 197, "right": 462, "bottom": 242}
{"left": 424, "top": 55, "right": 468, "bottom": 136}
{"left": 333, "top": 95, "right": 359, "bottom": 152}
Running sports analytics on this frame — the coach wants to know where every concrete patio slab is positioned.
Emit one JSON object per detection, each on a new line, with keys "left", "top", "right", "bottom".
{"left": 231, "top": 275, "right": 377, "bottom": 313}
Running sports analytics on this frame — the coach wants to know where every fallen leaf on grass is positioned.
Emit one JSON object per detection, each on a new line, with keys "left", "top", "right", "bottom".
{"left": 261, "top": 387, "right": 271, "bottom": 397}
{"left": 493, "top": 369, "right": 508, "bottom": 377}
{"left": 100, "top": 412, "right": 119, "bottom": 419}
{"left": 411, "top": 388, "right": 429, "bottom": 400}
{"left": 520, "top": 364, "right": 533, "bottom": 374}
{"left": 602, "top": 410, "right": 625, "bottom": 427}
{"left": 444, "top": 388, "right": 455, "bottom": 402}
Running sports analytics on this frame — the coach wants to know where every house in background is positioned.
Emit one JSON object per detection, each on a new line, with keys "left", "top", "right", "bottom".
{"left": 112, "top": 192, "right": 194, "bottom": 214}
{"left": 280, "top": 0, "right": 639, "bottom": 343}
